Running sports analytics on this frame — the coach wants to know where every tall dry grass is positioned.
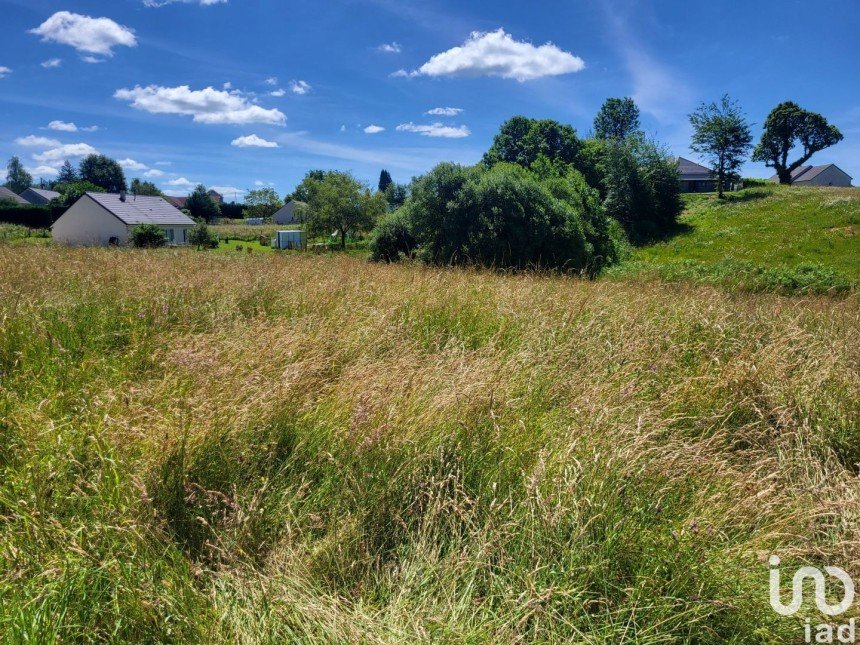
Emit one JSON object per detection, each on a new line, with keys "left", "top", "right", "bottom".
{"left": 0, "top": 244, "right": 857, "bottom": 642}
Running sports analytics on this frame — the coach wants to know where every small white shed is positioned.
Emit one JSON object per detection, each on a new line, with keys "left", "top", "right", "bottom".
{"left": 52, "top": 192, "right": 196, "bottom": 246}
{"left": 273, "top": 200, "right": 306, "bottom": 225}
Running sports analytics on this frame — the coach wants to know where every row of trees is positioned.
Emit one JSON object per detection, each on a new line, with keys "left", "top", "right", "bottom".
{"left": 688, "top": 98, "right": 843, "bottom": 198}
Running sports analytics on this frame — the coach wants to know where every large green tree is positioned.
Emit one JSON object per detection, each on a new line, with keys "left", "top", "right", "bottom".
{"left": 78, "top": 154, "right": 127, "bottom": 193}
{"left": 185, "top": 185, "right": 221, "bottom": 221}
{"left": 752, "top": 102, "right": 843, "bottom": 184}
{"left": 689, "top": 95, "right": 753, "bottom": 198}
{"left": 594, "top": 97, "right": 641, "bottom": 140}
{"left": 4, "top": 156, "right": 33, "bottom": 194}
{"left": 378, "top": 169, "right": 393, "bottom": 193}
{"left": 130, "top": 178, "right": 163, "bottom": 197}
{"left": 299, "top": 171, "right": 387, "bottom": 248}
{"left": 483, "top": 117, "right": 581, "bottom": 169}
{"left": 242, "top": 188, "right": 282, "bottom": 220}
{"left": 57, "top": 160, "right": 78, "bottom": 185}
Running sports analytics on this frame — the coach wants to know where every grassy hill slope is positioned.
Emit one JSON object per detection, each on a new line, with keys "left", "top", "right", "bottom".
{"left": 1, "top": 245, "right": 857, "bottom": 642}
{"left": 610, "top": 185, "right": 859, "bottom": 293}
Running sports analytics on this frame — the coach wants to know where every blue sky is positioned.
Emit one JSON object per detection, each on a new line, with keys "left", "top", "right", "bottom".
{"left": 1, "top": 0, "right": 858, "bottom": 200}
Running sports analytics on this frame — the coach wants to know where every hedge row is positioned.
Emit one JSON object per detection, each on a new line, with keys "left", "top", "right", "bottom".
{"left": 0, "top": 204, "right": 65, "bottom": 229}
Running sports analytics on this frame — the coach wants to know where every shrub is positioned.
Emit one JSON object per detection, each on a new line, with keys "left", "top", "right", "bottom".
{"left": 370, "top": 209, "right": 417, "bottom": 262}
{"left": 741, "top": 177, "right": 770, "bottom": 187}
{"left": 129, "top": 224, "right": 167, "bottom": 248}
{"left": 188, "top": 221, "right": 219, "bottom": 250}
{"left": 0, "top": 204, "right": 59, "bottom": 228}
{"left": 407, "top": 162, "right": 595, "bottom": 271}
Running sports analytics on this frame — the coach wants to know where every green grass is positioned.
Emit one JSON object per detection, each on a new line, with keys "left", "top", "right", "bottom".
{"left": 1, "top": 245, "right": 857, "bottom": 642}
{"left": 610, "top": 185, "right": 859, "bottom": 294}
{"left": 214, "top": 238, "right": 275, "bottom": 254}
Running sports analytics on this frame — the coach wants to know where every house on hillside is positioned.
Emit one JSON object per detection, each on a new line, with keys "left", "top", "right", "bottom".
{"left": 207, "top": 189, "right": 223, "bottom": 204}
{"left": 167, "top": 196, "right": 188, "bottom": 210}
{"left": 0, "top": 187, "right": 30, "bottom": 204}
{"left": 20, "top": 187, "right": 61, "bottom": 205}
{"left": 676, "top": 157, "right": 729, "bottom": 193}
{"left": 768, "top": 164, "right": 852, "bottom": 187}
{"left": 273, "top": 200, "right": 306, "bottom": 225}
{"left": 52, "top": 192, "right": 196, "bottom": 246}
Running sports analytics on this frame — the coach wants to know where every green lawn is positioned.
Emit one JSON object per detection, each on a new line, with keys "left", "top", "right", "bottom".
{"left": 610, "top": 185, "right": 859, "bottom": 293}
{"left": 213, "top": 238, "right": 274, "bottom": 254}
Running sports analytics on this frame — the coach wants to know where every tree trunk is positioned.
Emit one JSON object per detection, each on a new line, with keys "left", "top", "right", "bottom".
{"left": 777, "top": 168, "right": 792, "bottom": 185}
{"left": 340, "top": 229, "right": 347, "bottom": 249}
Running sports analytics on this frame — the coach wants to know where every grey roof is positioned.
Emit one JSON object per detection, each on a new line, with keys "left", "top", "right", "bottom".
{"left": 769, "top": 164, "right": 852, "bottom": 183}
{"left": 676, "top": 157, "right": 714, "bottom": 178}
{"left": 0, "top": 187, "right": 29, "bottom": 204}
{"left": 86, "top": 192, "right": 196, "bottom": 226}
{"left": 21, "top": 187, "right": 61, "bottom": 202}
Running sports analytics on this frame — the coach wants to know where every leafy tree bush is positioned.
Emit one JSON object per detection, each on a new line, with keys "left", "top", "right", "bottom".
{"left": 594, "top": 97, "right": 641, "bottom": 140}
{"left": 370, "top": 209, "right": 416, "bottom": 262}
{"left": 0, "top": 204, "right": 58, "bottom": 228}
{"left": 296, "top": 171, "right": 387, "bottom": 248}
{"left": 130, "top": 178, "right": 163, "bottom": 197}
{"left": 57, "top": 160, "right": 78, "bottom": 184}
{"left": 753, "top": 101, "right": 843, "bottom": 184}
{"left": 189, "top": 221, "right": 219, "bottom": 249}
{"left": 483, "top": 116, "right": 581, "bottom": 168}
{"left": 242, "top": 188, "right": 282, "bottom": 221}
{"left": 378, "top": 169, "right": 393, "bottom": 193}
{"left": 129, "top": 224, "right": 167, "bottom": 248}
{"left": 404, "top": 162, "right": 606, "bottom": 271}
{"left": 57, "top": 181, "right": 105, "bottom": 207}
{"left": 4, "top": 157, "right": 33, "bottom": 195}
{"left": 79, "top": 154, "right": 127, "bottom": 193}
{"left": 185, "top": 185, "right": 221, "bottom": 222}
{"left": 689, "top": 95, "right": 753, "bottom": 198}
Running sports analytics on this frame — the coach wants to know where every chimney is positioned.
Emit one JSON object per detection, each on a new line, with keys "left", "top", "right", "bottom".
{"left": 120, "top": 190, "right": 126, "bottom": 202}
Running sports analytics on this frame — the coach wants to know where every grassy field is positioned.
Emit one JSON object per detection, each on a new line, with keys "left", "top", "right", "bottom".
{"left": 610, "top": 185, "right": 859, "bottom": 293}
{"left": 0, "top": 243, "right": 857, "bottom": 642}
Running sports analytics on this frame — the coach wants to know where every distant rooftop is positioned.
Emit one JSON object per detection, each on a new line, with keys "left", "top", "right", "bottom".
{"left": 676, "top": 157, "right": 714, "bottom": 178}
{"left": 86, "top": 192, "right": 196, "bottom": 226}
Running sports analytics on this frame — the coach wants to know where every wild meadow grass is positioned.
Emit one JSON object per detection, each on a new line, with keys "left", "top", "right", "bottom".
{"left": 0, "top": 244, "right": 857, "bottom": 642}
{"left": 610, "top": 185, "right": 859, "bottom": 294}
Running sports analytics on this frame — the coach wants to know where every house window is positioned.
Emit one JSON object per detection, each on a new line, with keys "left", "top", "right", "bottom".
{"left": 182, "top": 229, "right": 187, "bottom": 244}
{"left": 166, "top": 228, "right": 175, "bottom": 243}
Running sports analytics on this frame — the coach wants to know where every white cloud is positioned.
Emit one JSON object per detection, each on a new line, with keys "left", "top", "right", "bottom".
{"left": 378, "top": 42, "right": 402, "bottom": 53}
{"left": 396, "top": 122, "right": 471, "bottom": 138}
{"left": 166, "top": 177, "right": 195, "bottom": 187}
{"left": 340, "top": 125, "right": 347, "bottom": 132}
{"left": 0, "top": 67, "right": 11, "bottom": 78}
{"left": 82, "top": 56, "right": 106, "bottom": 64}
{"left": 290, "top": 80, "right": 311, "bottom": 95}
{"left": 118, "top": 158, "right": 148, "bottom": 171}
{"left": 364, "top": 125, "right": 385, "bottom": 134}
{"left": 29, "top": 12, "right": 137, "bottom": 57}
{"left": 144, "top": 168, "right": 165, "bottom": 178}
{"left": 154, "top": 161, "right": 172, "bottom": 166}
{"left": 407, "top": 29, "right": 584, "bottom": 82}
{"left": 27, "top": 165, "right": 60, "bottom": 177}
{"left": 41, "top": 58, "right": 62, "bottom": 69}
{"left": 222, "top": 81, "right": 232, "bottom": 90}
{"left": 231, "top": 134, "right": 279, "bottom": 148}
{"left": 269, "top": 89, "right": 286, "bottom": 97}
{"left": 426, "top": 107, "right": 463, "bottom": 117}
{"left": 210, "top": 185, "right": 245, "bottom": 197}
{"left": 114, "top": 85, "right": 287, "bottom": 125}
{"left": 47, "top": 120, "right": 78, "bottom": 132}
{"left": 15, "top": 135, "right": 62, "bottom": 148}
{"left": 265, "top": 77, "right": 278, "bottom": 86}
{"left": 390, "top": 69, "right": 410, "bottom": 78}
{"left": 33, "top": 143, "right": 98, "bottom": 164}
{"left": 254, "top": 180, "right": 265, "bottom": 186}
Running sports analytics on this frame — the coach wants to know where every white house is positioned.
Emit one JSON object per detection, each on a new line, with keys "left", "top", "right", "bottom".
{"left": 52, "top": 192, "right": 196, "bottom": 246}
{"left": 273, "top": 200, "right": 306, "bottom": 225}
{"left": 769, "top": 164, "right": 853, "bottom": 187}
{"left": 20, "top": 187, "right": 61, "bottom": 205}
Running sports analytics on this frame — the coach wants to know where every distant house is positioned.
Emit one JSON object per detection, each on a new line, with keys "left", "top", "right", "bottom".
{"left": 167, "top": 196, "right": 188, "bottom": 210}
{"left": 0, "top": 187, "right": 29, "bottom": 205}
{"left": 273, "top": 200, "right": 306, "bottom": 225}
{"left": 20, "top": 187, "right": 61, "bottom": 205}
{"left": 52, "top": 192, "right": 196, "bottom": 246}
{"left": 769, "top": 164, "right": 852, "bottom": 187}
{"left": 207, "top": 190, "right": 223, "bottom": 204}
{"left": 676, "top": 157, "right": 726, "bottom": 193}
